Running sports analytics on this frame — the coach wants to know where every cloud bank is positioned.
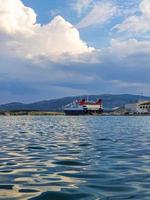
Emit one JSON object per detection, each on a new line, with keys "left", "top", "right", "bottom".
{"left": 0, "top": 0, "right": 150, "bottom": 103}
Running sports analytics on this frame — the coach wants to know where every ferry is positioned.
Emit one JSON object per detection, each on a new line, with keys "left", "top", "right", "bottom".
{"left": 64, "top": 98, "right": 103, "bottom": 115}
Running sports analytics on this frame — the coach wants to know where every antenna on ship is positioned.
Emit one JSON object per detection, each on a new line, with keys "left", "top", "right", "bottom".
{"left": 139, "top": 92, "right": 144, "bottom": 102}
{"left": 87, "top": 95, "right": 89, "bottom": 102}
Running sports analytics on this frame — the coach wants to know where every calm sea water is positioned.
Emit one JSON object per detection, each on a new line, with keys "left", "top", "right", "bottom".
{"left": 0, "top": 116, "right": 150, "bottom": 200}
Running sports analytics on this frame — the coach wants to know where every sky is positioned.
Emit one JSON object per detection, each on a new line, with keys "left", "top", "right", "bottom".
{"left": 0, "top": 0, "right": 150, "bottom": 103}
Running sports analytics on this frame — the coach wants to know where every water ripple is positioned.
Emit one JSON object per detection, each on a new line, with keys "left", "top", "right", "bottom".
{"left": 0, "top": 116, "right": 150, "bottom": 200}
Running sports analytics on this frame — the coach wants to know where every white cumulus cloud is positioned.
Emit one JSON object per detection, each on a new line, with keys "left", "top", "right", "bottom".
{"left": 109, "top": 38, "right": 150, "bottom": 59}
{"left": 0, "top": 0, "right": 94, "bottom": 61}
{"left": 0, "top": 0, "right": 37, "bottom": 35}
{"left": 115, "top": 0, "right": 150, "bottom": 34}
{"left": 140, "top": 0, "right": 150, "bottom": 19}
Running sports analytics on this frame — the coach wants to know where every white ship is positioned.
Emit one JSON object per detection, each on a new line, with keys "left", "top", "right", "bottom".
{"left": 64, "top": 98, "right": 103, "bottom": 115}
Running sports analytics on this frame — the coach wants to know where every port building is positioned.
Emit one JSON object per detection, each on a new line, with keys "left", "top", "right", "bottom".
{"left": 125, "top": 101, "right": 150, "bottom": 114}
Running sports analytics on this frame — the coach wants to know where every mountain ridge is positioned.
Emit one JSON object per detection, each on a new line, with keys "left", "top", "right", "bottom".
{"left": 0, "top": 94, "right": 150, "bottom": 111}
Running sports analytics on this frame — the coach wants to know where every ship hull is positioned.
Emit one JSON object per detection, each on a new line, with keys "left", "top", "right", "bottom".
{"left": 64, "top": 109, "right": 103, "bottom": 115}
{"left": 64, "top": 110, "right": 86, "bottom": 115}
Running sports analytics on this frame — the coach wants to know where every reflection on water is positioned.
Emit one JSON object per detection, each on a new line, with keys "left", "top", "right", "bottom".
{"left": 0, "top": 116, "right": 150, "bottom": 200}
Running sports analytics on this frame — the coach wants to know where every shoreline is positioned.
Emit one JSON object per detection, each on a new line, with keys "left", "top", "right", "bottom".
{"left": 0, "top": 111, "right": 150, "bottom": 116}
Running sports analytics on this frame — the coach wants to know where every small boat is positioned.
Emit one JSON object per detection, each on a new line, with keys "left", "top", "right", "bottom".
{"left": 64, "top": 98, "right": 103, "bottom": 115}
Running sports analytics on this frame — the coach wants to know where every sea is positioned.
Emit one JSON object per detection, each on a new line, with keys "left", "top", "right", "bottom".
{"left": 0, "top": 116, "right": 150, "bottom": 200}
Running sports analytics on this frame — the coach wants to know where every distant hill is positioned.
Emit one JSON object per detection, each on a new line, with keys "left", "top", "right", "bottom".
{"left": 0, "top": 94, "right": 150, "bottom": 111}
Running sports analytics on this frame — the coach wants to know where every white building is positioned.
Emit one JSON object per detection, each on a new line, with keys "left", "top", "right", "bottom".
{"left": 125, "top": 101, "right": 150, "bottom": 114}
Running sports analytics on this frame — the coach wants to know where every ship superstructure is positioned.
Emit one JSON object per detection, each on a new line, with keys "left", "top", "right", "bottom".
{"left": 64, "top": 98, "right": 103, "bottom": 115}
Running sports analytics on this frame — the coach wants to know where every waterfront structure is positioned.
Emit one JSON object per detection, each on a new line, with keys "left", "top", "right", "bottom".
{"left": 125, "top": 101, "right": 150, "bottom": 114}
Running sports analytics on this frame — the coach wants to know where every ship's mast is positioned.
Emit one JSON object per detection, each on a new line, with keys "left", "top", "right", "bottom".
{"left": 87, "top": 95, "right": 89, "bottom": 102}
{"left": 139, "top": 92, "right": 144, "bottom": 102}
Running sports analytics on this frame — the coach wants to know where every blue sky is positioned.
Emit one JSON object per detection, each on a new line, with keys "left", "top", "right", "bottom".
{"left": 0, "top": 0, "right": 150, "bottom": 103}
